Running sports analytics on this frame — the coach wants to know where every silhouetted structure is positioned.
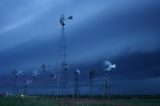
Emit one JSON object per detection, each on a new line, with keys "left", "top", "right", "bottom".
{"left": 88, "top": 69, "right": 97, "bottom": 98}
{"left": 74, "top": 69, "right": 80, "bottom": 98}
{"left": 56, "top": 14, "right": 73, "bottom": 98}
{"left": 104, "top": 59, "right": 116, "bottom": 99}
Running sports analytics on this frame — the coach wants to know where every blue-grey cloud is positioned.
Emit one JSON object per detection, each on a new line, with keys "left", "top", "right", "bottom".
{"left": 0, "top": 0, "right": 160, "bottom": 95}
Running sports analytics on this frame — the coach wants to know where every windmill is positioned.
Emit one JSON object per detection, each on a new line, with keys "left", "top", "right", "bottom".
{"left": 32, "top": 70, "right": 40, "bottom": 79}
{"left": 41, "top": 64, "right": 47, "bottom": 72}
{"left": 104, "top": 59, "right": 116, "bottom": 99}
{"left": 23, "top": 79, "right": 32, "bottom": 95}
{"left": 49, "top": 73, "right": 56, "bottom": 96}
{"left": 12, "top": 69, "right": 24, "bottom": 95}
{"left": 41, "top": 64, "right": 52, "bottom": 96}
{"left": 56, "top": 14, "right": 73, "bottom": 98}
{"left": 88, "top": 69, "right": 97, "bottom": 98}
{"left": 74, "top": 69, "right": 80, "bottom": 99}
{"left": 12, "top": 68, "right": 18, "bottom": 95}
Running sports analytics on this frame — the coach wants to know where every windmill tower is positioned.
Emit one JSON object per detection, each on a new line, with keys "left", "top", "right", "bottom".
{"left": 41, "top": 64, "right": 49, "bottom": 96}
{"left": 56, "top": 14, "right": 73, "bottom": 98}
{"left": 12, "top": 69, "right": 24, "bottom": 95}
{"left": 23, "top": 79, "right": 32, "bottom": 95}
{"left": 12, "top": 68, "right": 18, "bottom": 94}
{"left": 41, "top": 64, "right": 47, "bottom": 72}
{"left": 104, "top": 59, "right": 116, "bottom": 99}
{"left": 88, "top": 69, "right": 97, "bottom": 98}
{"left": 74, "top": 69, "right": 80, "bottom": 99}
{"left": 49, "top": 73, "right": 56, "bottom": 96}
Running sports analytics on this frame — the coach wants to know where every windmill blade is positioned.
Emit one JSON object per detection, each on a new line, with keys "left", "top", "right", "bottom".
{"left": 67, "top": 16, "right": 73, "bottom": 20}
{"left": 12, "top": 69, "right": 17, "bottom": 75}
{"left": 60, "top": 14, "right": 65, "bottom": 25}
{"left": 104, "top": 61, "right": 111, "bottom": 66}
{"left": 32, "top": 70, "right": 37, "bottom": 78}
{"left": 33, "top": 70, "right": 40, "bottom": 79}
{"left": 33, "top": 70, "right": 37, "bottom": 76}
{"left": 111, "top": 64, "right": 116, "bottom": 69}
{"left": 13, "top": 70, "right": 24, "bottom": 76}
{"left": 76, "top": 69, "right": 80, "bottom": 75}
{"left": 25, "top": 80, "right": 32, "bottom": 85}
{"left": 17, "top": 70, "right": 24, "bottom": 75}
{"left": 104, "top": 59, "right": 116, "bottom": 71}
{"left": 50, "top": 73, "right": 56, "bottom": 81}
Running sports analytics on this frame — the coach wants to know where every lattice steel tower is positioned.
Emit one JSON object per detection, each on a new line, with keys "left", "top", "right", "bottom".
{"left": 104, "top": 59, "right": 116, "bottom": 99}
{"left": 74, "top": 69, "right": 80, "bottom": 98}
{"left": 56, "top": 15, "right": 73, "bottom": 98}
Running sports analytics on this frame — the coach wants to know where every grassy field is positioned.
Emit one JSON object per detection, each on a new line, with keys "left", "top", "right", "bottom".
{"left": 0, "top": 96, "right": 160, "bottom": 106}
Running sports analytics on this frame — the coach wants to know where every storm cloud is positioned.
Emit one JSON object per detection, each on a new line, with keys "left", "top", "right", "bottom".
{"left": 0, "top": 0, "right": 160, "bottom": 95}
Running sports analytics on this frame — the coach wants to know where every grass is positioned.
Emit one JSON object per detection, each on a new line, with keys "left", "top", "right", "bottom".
{"left": 0, "top": 96, "right": 160, "bottom": 106}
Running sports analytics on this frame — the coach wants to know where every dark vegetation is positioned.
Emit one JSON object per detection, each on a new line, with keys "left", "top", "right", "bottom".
{"left": 0, "top": 95, "right": 160, "bottom": 106}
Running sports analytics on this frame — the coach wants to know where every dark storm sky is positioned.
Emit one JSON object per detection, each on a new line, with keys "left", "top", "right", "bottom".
{"left": 0, "top": 0, "right": 160, "bottom": 95}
